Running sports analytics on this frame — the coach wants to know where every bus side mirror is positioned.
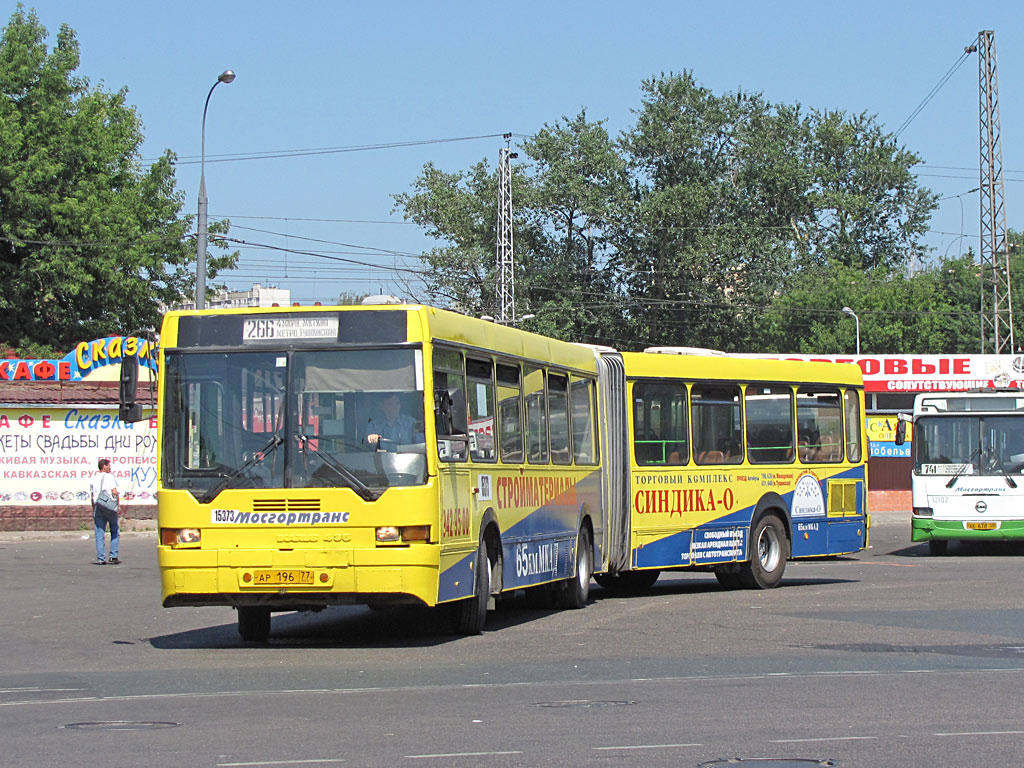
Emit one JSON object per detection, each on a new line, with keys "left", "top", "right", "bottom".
{"left": 894, "top": 413, "right": 908, "bottom": 446}
{"left": 119, "top": 355, "right": 144, "bottom": 423}
{"left": 434, "top": 387, "right": 468, "bottom": 436}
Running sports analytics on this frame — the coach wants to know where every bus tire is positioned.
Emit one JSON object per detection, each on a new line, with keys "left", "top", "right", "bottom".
{"left": 453, "top": 539, "right": 490, "bottom": 635}
{"left": 739, "top": 514, "right": 789, "bottom": 589}
{"left": 557, "top": 525, "right": 593, "bottom": 609}
{"left": 594, "top": 569, "right": 660, "bottom": 594}
{"left": 237, "top": 606, "right": 271, "bottom": 642}
{"left": 714, "top": 568, "right": 744, "bottom": 590}
{"left": 928, "top": 539, "right": 949, "bottom": 556}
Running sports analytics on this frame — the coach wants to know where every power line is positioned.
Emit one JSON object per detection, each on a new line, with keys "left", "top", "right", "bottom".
{"left": 893, "top": 43, "right": 974, "bottom": 139}
{"left": 213, "top": 213, "right": 413, "bottom": 225}
{"left": 161, "top": 133, "right": 519, "bottom": 166}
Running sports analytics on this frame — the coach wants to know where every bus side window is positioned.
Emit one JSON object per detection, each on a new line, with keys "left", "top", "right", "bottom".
{"left": 466, "top": 357, "right": 496, "bottom": 462}
{"left": 692, "top": 383, "right": 742, "bottom": 465}
{"left": 433, "top": 348, "right": 468, "bottom": 461}
{"left": 571, "top": 376, "right": 598, "bottom": 465}
{"left": 745, "top": 385, "right": 794, "bottom": 464}
{"left": 632, "top": 380, "right": 688, "bottom": 466}
{"left": 524, "top": 365, "right": 549, "bottom": 464}
{"left": 798, "top": 386, "right": 843, "bottom": 463}
{"left": 496, "top": 363, "right": 523, "bottom": 463}
{"left": 844, "top": 389, "right": 863, "bottom": 462}
{"left": 548, "top": 372, "right": 571, "bottom": 465}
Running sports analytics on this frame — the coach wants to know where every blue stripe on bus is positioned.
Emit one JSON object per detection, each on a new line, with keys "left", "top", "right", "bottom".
{"left": 437, "top": 551, "right": 476, "bottom": 603}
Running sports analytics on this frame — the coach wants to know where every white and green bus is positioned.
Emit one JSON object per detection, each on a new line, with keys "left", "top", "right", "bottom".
{"left": 897, "top": 389, "right": 1024, "bottom": 554}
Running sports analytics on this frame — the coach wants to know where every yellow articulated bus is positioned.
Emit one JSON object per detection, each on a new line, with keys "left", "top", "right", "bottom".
{"left": 151, "top": 304, "right": 602, "bottom": 640}
{"left": 593, "top": 349, "right": 869, "bottom": 591}
{"left": 135, "top": 304, "right": 868, "bottom": 640}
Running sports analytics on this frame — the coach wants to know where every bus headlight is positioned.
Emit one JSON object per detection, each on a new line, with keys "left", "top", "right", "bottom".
{"left": 161, "top": 528, "right": 202, "bottom": 547}
{"left": 913, "top": 507, "right": 933, "bottom": 518}
{"left": 375, "top": 525, "right": 431, "bottom": 543}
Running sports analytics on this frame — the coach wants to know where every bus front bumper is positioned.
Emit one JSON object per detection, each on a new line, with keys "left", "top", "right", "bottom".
{"left": 911, "top": 517, "right": 1024, "bottom": 541}
{"left": 159, "top": 546, "right": 440, "bottom": 608}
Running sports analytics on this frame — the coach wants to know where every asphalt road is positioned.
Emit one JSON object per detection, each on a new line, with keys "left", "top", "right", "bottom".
{"left": 2, "top": 511, "right": 1023, "bottom": 768}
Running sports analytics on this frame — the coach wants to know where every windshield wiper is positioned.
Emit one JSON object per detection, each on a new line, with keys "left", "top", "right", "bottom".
{"left": 946, "top": 446, "right": 982, "bottom": 489}
{"left": 985, "top": 451, "right": 1018, "bottom": 488}
{"left": 297, "top": 435, "right": 381, "bottom": 501}
{"left": 200, "top": 435, "right": 283, "bottom": 503}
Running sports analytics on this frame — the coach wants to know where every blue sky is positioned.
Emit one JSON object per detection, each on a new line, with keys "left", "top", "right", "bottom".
{"left": 15, "top": 1, "right": 1024, "bottom": 304}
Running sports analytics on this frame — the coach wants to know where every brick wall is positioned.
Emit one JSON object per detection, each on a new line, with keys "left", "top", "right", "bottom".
{"left": 0, "top": 504, "right": 157, "bottom": 531}
{"left": 868, "top": 489, "right": 911, "bottom": 512}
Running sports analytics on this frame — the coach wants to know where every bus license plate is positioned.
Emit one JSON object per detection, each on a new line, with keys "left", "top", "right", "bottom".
{"left": 252, "top": 569, "right": 314, "bottom": 585}
{"left": 966, "top": 522, "right": 997, "bottom": 530}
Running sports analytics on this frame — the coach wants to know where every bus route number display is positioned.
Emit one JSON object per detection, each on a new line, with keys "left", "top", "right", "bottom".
{"left": 242, "top": 316, "right": 339, "bottom": 343}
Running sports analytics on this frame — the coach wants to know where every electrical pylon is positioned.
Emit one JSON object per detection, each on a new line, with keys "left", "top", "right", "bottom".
{"left": 974, "top": 30, "right": 1014, "bottom": 353}
{"left": 496, "top": 136, "right": 515, "bottom": 324}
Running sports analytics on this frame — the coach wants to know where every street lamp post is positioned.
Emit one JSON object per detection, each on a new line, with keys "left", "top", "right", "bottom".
{"left": 842, "top": 306, "right": 861, "bottom": 355}
{"left": 195, "top": 69, "right": 235, "bottom": 310}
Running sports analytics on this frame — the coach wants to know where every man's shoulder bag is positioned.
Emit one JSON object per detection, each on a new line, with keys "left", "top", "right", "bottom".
{"left": 95, "top": 489, "right": 118, "bottom": 515}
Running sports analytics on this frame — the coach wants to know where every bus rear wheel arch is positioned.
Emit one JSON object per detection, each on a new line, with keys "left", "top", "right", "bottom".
{"left": 739, "top": 513, "right": 789, "bottom": 589}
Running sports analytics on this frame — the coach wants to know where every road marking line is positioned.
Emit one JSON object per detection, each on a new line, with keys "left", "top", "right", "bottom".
{"left": 771, "top": 736, "right": 878, "bottom": 743}
{"left": 594, "top": 743, "right": 701, "bottom": 751}
{"left": 405, "top": 751, "right": 522, "bottom": 759}
{"left": 934, "top": 730, "right": 1024, "bottom": 737}
{"left": 217, "top": 761, "right": 344, "bottom": 767}
{"left": 4, "top": 667, "right": 1024, "bottom": 708}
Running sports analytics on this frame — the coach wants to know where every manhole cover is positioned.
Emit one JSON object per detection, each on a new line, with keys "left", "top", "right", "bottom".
{"left": 700, "top": 760, "right": 836, "bottom": 767}
{"left": 533, "top": 700, "right": 636, "bottom": 708}
{"left": 62, "top": 721, "right": 181, "bottom": 731}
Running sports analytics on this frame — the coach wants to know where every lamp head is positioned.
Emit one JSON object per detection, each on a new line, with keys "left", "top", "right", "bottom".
{"left": 842, "top": 306, "right": 855, "bottom": 316}
{"left": 218, "top": 70, "right": 236, "bottom": 84}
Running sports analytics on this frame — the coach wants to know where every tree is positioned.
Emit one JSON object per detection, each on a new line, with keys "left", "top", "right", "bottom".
{"left": 394, "top": 70, "right": 942, "bottom": 353}
{"left": 0, "top": 7, "right": 236, "bottom": 356}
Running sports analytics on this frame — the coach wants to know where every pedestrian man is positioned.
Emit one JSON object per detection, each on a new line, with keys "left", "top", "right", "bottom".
{"left": 90, "top": 458, "right": 120, "bottom": 565}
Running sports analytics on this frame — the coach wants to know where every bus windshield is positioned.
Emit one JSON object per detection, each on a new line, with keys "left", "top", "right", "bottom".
{"left": 915, "top": 413, "right": 1024, "bottom": 476}
{"left": 163, "top": 348, "right": 427, "bottom": 500}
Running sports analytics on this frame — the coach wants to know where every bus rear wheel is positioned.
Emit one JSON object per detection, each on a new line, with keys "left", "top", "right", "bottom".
{"left": 714, "top": 568, "right": 744, "bottom": 590}
{"left": 928, "top": 539, "right": 949, "bottom": 556}
{"left": 453, "top": 539, "right": 491, "bottom": 635}
{"left": 739, "top": 514, "right": 789, "bottom": 589}
{"left": 237, "top": 606, "right": 271, "bottom": 642}
{"left": 557, "top": 526, "right": 593, "bottom": 609}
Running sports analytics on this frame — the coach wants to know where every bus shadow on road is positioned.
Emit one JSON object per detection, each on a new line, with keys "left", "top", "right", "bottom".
{"left": 891, "top": 540, "right": 1024, "bottom": 558}
{"left": 149, "top": 601, "right": 563, "bottom": 649}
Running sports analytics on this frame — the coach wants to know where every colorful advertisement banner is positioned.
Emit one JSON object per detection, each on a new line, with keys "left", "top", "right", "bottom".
{"left": 0, "top": 336, "right": 157, "bottom": 382}
{"left": 0, "top": 408, "right": 156, "bottom": 505}
{"left": 742, "top": 354, "right": 1024, "bottom": 393}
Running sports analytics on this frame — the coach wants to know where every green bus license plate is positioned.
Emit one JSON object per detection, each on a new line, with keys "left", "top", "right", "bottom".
{"left": 253, "top": 569, "right": 314, "bottom": 585}
{"left": 966, "top": 522, "right": 997, "bottom": 530}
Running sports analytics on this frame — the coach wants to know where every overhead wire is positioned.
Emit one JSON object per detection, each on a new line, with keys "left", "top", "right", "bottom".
{"left": 893, "top": 41, "right": 975, "bottom": 139}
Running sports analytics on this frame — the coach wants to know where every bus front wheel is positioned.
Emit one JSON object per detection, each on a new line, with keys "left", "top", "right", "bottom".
{"left": 739, "top": 514, "right": 789, "bottom": 589}
{"left": 453, "top": 539, "right": 491, "bottom": 635}
{"left": 928, "top": 539, "right": 949, "bottom": 556}
{"left": 237, "top": 606, "right": 271, "bottom": 642}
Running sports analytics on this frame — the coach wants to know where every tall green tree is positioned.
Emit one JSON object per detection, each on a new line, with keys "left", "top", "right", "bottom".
{"left": 395, "top": 70, "right": 942, "bottom": 353}
{"left": 0, "top": 7, "right": 236, "bottom": 356}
